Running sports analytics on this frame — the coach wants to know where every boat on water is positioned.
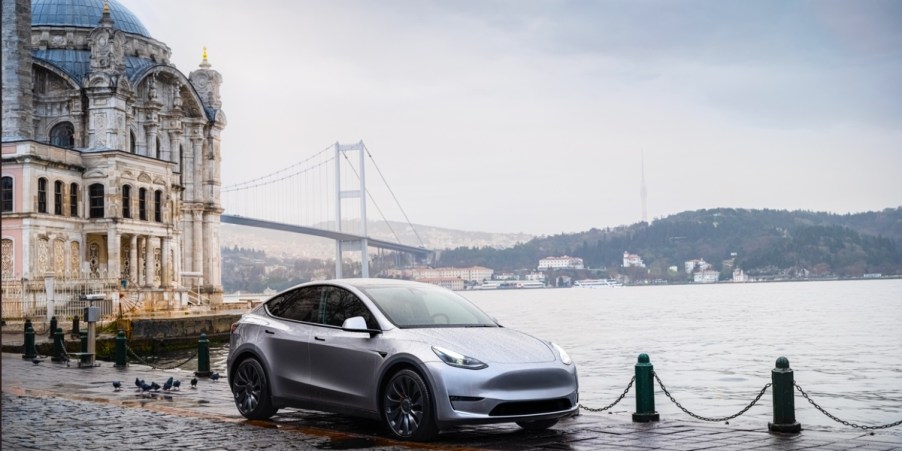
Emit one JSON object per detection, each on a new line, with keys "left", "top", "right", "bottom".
{"left": 573, "top": 279, "right": 623, "bottom": 288}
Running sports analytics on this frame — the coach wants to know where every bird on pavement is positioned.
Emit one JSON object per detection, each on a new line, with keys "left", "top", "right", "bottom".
{"left": 31, "top": 358, "right": 44, "bottom": 365}
{"left": 134, "top": 377, "right": 144, "bottom": 391}
{"left": 139, "top": 381, "right": 152, "bottom": 396}
{"left": 210, "top": 372, "right": 220, "bottom": 382}
{"left": 172, "top": 379, "right": 181, "bottom": 391}
{"left": 150, "top": 381, "right": 161, "bottom": 392}
{"left": 190, "top": 377, "right": 198, "bottom": 389}
{"left": 112, "top": 381, "right": 122, "bottom": 391}
{"left": 162, "top": 376, "right": 174, "bottom": 392}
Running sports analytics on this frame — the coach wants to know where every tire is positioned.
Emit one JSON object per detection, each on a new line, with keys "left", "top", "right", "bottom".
{"left": 231, "top": 358, "right": 278, "bottom": 420}
{"left": 516, "top": 419, "right": 558, "bottom": 431}
{"left": 382, "top": 369, "right": 438, "bottom": 441}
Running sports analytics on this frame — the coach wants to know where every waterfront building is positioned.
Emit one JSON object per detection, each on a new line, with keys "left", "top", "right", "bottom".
{"left": 694, "top": 270, "right": 720, "bottom": 283}
{"left": 685, "top": 258, "right": 712, "bottom": 274}
{"left": 383, "top": 265, "right": 494, "bottom": 282}
{"left": 1, "top": 0, "right": 225, "bottom": 311}
{"left": 538, "top": 256, "right": 584, "bottom": 270}
{"left": 415, "top": 277, "right": 465, "bottom": 291}
{"left": 622, "top": 251, "right": 646, "bottom": 268}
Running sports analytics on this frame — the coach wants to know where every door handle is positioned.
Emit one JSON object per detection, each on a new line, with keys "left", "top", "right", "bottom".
{"left": 314, "top": 336, "right": 325, "bottom": 341}
{"left": 264, "top": 330, "right": 275, "bottom": 335}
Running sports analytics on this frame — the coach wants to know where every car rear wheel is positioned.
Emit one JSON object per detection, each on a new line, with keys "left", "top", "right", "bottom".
{"left": 383, "top": 369, "right": 438, "bottom": 441}
{"left": 516, "top": 419, "right": 558, "bottom": 431}
{"left": 232, "top": 357, "right": 277, "bottom": 420}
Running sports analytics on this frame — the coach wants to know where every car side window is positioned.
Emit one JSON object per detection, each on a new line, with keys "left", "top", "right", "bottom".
{"left": 320, "top": 286, "right": 378, "bottom": 329}
{"left": 266, "top": 287, "right": 320, "bottom": 323}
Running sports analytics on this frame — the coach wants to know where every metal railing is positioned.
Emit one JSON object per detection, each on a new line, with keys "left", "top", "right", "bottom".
{"left": 1, "top": 274, "right": 119, "bottom": 321}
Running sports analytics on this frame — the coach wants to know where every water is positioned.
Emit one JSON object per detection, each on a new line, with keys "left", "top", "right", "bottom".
{"left": 190, "top": 279, "right": 902, "bottom": 432}
{"left": 462, "top": 279, "right": 902, "bottom": 431}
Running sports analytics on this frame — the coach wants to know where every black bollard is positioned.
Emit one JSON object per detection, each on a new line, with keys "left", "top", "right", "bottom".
{"left": 768, "top": 356, "right": 801, "bottom": 433}
{"left": 80, "top": 331, "right": 88, "bottom": 353}
{"left": 24, "top": 318, "right": 32, "bottom": 335}
{"left": 114, "top": 330, "right": 128, "bottom": 368}
{"left": 50, "top": 327, "right": 66, "bottom": 362}
{"left": 49, "top": 316, "right": 58, "bottom": 339}
{"left": 71, "top": 316, "right": 80, "bottom": 339}
{"left": 22, "top": 326, "right": 37, "bottom": 359}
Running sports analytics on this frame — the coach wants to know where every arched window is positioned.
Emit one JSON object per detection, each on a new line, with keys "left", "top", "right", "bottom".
{"left": 88, "top": 183, "right": 104, "bottom": 218}
{"left": 54, "top": 180, "right": 63, "bottom": 215}
{"left": 50, "top": 122, "right": 75, "bottom": 148}
{"left": 1, "top": 176, "right": 13, "bottom": 212}
{"left": 69, "top": 183, "right": 78, "bottom": 216}
{"left": 37, "top": 177, "right": 48, "bottom": 213}
{"left": 156, "top": 137, "right": 162, "bottom": 159}
{"left": 139, "top": 187, "right": 147, "bottom": 220}
{"left": 154, "top": 190, "right": 163, "bottom": 222}
{"left": 130, "top": 131, "right": 136, "bottom": 154}
{"left": 122, "top": 185, "right": 131, "bottom": 218}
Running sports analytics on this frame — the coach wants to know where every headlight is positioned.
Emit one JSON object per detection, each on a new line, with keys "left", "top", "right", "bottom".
{"left": 432, "top": 346, "right": 488, "bottom": 370}
{"left": 551, "top": 342, "right": 572, "bottom": 365}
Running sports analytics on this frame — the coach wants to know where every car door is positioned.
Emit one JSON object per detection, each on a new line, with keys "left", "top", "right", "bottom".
{"left": 307, "top": 285, "right": 386, "bottom": 413}
{"left": 264, "top": 286, "right": 319, "bottom": 403}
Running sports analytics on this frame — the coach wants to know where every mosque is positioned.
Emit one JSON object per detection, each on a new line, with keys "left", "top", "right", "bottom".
{"left": 1, "top": 0, "right": 226, "bottom": 313}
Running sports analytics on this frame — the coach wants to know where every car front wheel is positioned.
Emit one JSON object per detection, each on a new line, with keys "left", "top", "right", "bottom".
{"left": 232, "top": 357, "right": 277, "bottom": 420}
{"left": 382, "top": 369, "right": 438, "bottom": 441}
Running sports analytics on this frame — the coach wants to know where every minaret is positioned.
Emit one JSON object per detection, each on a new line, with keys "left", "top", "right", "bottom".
{"left": 640, "top": 150, "right": 648, "bottom": 223}
{"left": 2, "top": 0, "right": 34, "bottom": 140}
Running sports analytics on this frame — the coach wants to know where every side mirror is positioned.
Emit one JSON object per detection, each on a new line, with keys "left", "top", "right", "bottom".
{"left": 341, "top": 316, "right": 381, "bottom": 336}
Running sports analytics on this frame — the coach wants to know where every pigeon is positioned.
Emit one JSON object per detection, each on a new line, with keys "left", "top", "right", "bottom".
{"left": 162, "top": 376, "right": 174, "bottom": 392}
{"left": 150, "top": 382, "right": 161, "bottom": 392}
{"left": 112, "top": 381, "right": 122, "bottom": 391}
{"left": 190, "top": 377, "right": 198, "bottom": 389}
{"left": 32, "top": 358, "right": 44, "bottom": 365}
{"left": 139, "top": 381, "right": 152, "bottom": 396}
{"left": 172, "top": 379, "right": 181, "bottom": 391}
{"left": 135, "top": 377, "right": 144, "bottom": 390}
{"left": 210, "top": 372, "right": 220, "bottom": 382}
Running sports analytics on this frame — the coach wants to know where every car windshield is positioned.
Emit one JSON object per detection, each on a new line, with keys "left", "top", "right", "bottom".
{"left": 360, "top": 284, "right": 497, "bottom": 328}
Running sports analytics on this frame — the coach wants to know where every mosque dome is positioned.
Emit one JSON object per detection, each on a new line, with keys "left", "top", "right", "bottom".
{"left": 31, "top": 0, "right": 151, "bottom": 38}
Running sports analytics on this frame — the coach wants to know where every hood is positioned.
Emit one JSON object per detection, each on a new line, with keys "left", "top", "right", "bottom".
{"left": 405, "top": 327, "right": 556, "bottom": 364}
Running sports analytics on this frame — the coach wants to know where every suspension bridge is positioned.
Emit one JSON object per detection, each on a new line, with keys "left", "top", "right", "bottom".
{"left": 220, "top": 141, "right": 432, "bottom": 278}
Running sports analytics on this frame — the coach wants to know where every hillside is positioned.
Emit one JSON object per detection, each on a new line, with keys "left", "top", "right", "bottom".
{"left": 435, "top": 207, "right": 902, "bottom": 279}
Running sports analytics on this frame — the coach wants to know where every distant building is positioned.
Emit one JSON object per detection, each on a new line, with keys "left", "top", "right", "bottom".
{"left": 416, "top": 277, "right": 465, "bottom": 291}
{"left": 732, "top": 268, "right": 750, "bottom": 282}
{"left": 538, "top": 256, "right": 584, "bottom": 270}
{"left": 385, "top": 266, "right": 493, "bottom": 282}
{"left": 694, "top": 270, "right": 719, "bottom": 283}
{"left": 622, "top": 251, "right": 646, "bottom": 268}
{"left": 525, "top": 272, "right": 546, "bottom": 282}
{"left": 685, "top": 259, "right": 712, "bottom": 274}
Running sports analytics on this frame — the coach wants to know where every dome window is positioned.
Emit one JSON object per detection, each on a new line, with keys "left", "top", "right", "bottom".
{"left": 50, "top": 122, "right": 75, "bottom": 148}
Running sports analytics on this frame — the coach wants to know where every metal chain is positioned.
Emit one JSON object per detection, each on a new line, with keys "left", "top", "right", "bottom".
{"left": 580, "top": 376, "right": 636, "bottom": 412}
{"left": 125, "top": 344, "right": 198, "bottom": 370}
{"left": 654, "top": 371, "right": 771, "bottom": 422}
{"left": 795, "top": 382, "right": 902, "bottom": 430}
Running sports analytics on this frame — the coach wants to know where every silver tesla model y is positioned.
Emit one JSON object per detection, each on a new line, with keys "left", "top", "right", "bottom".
{"left": 227, "top": 278, "right": 579, "bottom": 441}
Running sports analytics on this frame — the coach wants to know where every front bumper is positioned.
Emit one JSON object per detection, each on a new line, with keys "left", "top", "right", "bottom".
{"left": 424, "top": 361, "right": 580, "bottom": 427}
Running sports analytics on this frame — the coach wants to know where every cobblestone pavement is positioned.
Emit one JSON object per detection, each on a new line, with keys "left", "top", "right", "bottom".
{"left": 2, "top": 351, "right": 900, "bottom": 450}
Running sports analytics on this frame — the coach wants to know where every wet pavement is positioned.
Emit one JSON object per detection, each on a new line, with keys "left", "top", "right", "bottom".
{"left": 2, "top": 351, "right": 901, "bottom": 450}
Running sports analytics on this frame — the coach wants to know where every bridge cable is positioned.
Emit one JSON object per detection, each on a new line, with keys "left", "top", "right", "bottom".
{"left": 339, "top": 151, "right": 403, "bottom": 245}
{"left": 222, "top": 144, "right": 333, "bottom": 192}
{"left": 361, "top": 143, "right": 426, "bottom": 248}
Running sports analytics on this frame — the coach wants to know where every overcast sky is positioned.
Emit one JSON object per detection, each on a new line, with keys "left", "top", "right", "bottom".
{"left": 119, "top": 0, "right": 902, "bottom": 236}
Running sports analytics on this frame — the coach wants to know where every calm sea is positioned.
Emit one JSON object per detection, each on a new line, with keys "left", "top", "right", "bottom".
{"left": 202, "top": 279, "right": 901, "bottom": 433}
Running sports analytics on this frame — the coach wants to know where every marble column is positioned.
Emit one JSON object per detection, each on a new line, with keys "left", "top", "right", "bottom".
{"left": 129, "top": 234, "right": 138, "bottom": 283}
{"left": 161, "top": 237, "right": 171, "bottom": 287}
{"left": 107, "top": 229, "right": 120, "bottom": 279}
{"left": 144, "top": 235, "right": 154, "bottom": 287}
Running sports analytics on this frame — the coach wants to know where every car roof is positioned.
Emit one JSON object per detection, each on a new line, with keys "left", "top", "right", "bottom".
{"left": 321, "top": 278, "right": 431, "bottom": 290}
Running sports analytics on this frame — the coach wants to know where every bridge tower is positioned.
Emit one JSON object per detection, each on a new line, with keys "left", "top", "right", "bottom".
{"left": 334, "top": 141, "right": 368, "bottom": 278}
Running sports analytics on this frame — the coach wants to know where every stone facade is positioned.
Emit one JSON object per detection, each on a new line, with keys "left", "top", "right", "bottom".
{"left": 1, "top": 0, "right": 224, "bottom": 306}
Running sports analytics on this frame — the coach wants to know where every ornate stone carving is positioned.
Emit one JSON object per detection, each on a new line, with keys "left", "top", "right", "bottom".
{"left": 37, "top": 238, "right": 49, "bottom": 275}
{"left": 69, "top": 242, "right": 80, "bottom": 277}
{"left": 54, "top": 240, "right": 65, "bottom": 276}
{"left": 1, "top": 239, "right": 13, "bottom": 279}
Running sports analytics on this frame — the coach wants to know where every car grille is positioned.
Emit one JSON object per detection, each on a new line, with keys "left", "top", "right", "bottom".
{"left": 488, "top": 398, "right": 572, "bottom": 416}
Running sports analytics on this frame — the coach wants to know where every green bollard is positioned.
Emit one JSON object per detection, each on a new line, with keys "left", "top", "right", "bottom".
{"left": 22, "top": 326, "right": 37, "bottom": 359}
{"left": 768, "top": 356, "right": 801, "bottom": 433}
{"left": 80, "top": 331, "right": 88, "bottom": 353}
{"left": 632, "top": 353, "right": 660, "bottom": 422}
{"left": 194, "top": 333, "right": 211, "bottom": 377}
{"left": 49, "top": 316, "right": 58, "bottom": 339}
{"left": 114, "top": 330, "right": 128, "bottom": 368}
{"left": 51, "top": 327, "right": 66, "bottom": 362}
